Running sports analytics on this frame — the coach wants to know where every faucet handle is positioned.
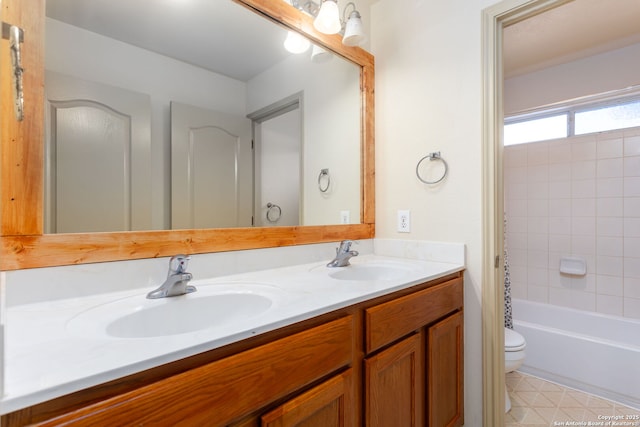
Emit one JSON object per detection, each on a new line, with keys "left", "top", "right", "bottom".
{"left": 336, "top": 240, "right": 357, "bottom": 255}
{"left": 341, "top": 240, "right": 355, "bottom": 250}
{"left": 169, "top": 254, "right": 190, "bottom": 274}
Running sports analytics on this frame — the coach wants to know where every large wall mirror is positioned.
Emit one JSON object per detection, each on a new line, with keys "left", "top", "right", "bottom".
{"left": 44, "top": 0, "right": 362, "bottom": 233}
{"left": 0, "top": 0, "right": 374, "bottom": 270}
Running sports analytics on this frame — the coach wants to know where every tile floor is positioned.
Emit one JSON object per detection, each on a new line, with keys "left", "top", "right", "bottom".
{"left": 506, "top": 371, "right": 640, "bottom": 426}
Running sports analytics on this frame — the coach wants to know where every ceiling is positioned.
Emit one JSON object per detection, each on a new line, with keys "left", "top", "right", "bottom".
{"left": 503, "top": 0, "right": 640, "bottom": 78}
{"left": 46, "top": 0, "right": 294, "bottom": 82}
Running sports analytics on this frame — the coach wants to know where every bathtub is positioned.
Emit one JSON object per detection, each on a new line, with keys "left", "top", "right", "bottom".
{"left": 512, "top": 298, "right": 640, "bottom": 410}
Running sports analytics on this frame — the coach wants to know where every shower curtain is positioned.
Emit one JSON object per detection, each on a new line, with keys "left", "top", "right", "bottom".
{"left": 504, "top": 215, "right": 513, "bottom": 329}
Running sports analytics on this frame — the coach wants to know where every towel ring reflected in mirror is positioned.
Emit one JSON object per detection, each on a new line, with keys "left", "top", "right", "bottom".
{"left": 416, "top": 151, "right": 448, "bottom": 185}
{"left": 266, "top": 202, "right": 282, "bottom": 223}
{"left": 318, "top": 168, "right": 331, "bottom": 193}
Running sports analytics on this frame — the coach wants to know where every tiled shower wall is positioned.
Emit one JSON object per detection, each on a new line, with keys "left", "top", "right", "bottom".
{"left": 504, "top": 127, "right": 640, "bottom": 319}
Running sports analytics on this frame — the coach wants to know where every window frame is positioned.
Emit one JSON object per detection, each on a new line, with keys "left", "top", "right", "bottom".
{"left": 504, "top": 86, "right": 640, "bottom": 145}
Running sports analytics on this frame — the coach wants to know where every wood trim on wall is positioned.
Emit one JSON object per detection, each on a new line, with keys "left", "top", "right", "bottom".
{"left": 0, "top": 0, "right": 375, "bottom": 270}
{"left": 1, "top": 224, "right": 374, "bottom": 270}
{"left": 0, "top": 0, "right": 45, "bottom": 236}
{"left": 481, "top": 4, "right": 505, "bottom": 426}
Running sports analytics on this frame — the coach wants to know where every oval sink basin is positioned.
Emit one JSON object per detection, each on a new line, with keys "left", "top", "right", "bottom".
{"left": 67, "top": 283, "right": 284, "bottom": 339}
{"left": 328, "top": 262, "right": 419, "bottom": 281}
{"left": 107, "top": 293, "right": 271, "bottom": 338}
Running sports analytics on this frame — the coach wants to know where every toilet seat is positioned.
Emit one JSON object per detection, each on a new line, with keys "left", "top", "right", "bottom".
{"left": 505, "top": 328, "right": 526, "bottom": 352}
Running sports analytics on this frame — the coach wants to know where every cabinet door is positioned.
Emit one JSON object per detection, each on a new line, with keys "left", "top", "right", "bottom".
{"left": 365, "top": 333, "right": 423, "bottom": 427}
{"left": 261, "top": 369, "right": 354, "bottom": 427}
{"left": 427, "top": 311, "right": 463, "bottom": 427}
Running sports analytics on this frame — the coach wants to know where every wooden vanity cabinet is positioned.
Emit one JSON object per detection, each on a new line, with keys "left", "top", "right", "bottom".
{"left": 2, "top": 273, "right": 463, "bottom": 427}
{"left": 364, "top": 276, "right": 464, "bottom": 427}
{"left": 29, "top": 316, "right": 355, "bottom": 427}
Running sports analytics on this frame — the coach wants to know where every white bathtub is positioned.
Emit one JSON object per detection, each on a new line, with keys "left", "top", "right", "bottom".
{"left": 512, "top": 298, "right": 640, "bottom": 410}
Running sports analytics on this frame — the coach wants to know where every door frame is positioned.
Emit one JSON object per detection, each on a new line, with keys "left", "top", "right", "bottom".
{"left": 248, "top": 92, "right": 304, "bottom": 226}
{"left": 481, "top": 0, "right": 569, "bottom": 425}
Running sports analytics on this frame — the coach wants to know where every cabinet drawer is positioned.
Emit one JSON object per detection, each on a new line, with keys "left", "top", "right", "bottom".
{"left": 365, "top": 277, "right": 462, "bottom": 353}
{"left": 36, "top": 316, "right": 354, "bottom": 427}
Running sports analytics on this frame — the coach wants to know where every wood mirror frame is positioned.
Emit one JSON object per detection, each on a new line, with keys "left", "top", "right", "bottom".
{"left": 0, "top": 0, "right": 374, "bottom": 271}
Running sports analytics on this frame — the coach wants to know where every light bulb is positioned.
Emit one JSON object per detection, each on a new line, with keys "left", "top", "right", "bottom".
{"left": 284, "top": 31, "right": 311, "bottom": 54}
{"left": 313, "top": 0, "right": 341, "bottom": 34}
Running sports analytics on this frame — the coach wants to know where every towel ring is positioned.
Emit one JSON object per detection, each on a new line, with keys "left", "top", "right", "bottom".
{"left": 416, "top": 151, "right": 448, "bottom": 185}
{"left": 318, "top": 168, "right": 330, "bottom": 193}
{"left": 266, "top": 202, "right": 281, "bottom": 223}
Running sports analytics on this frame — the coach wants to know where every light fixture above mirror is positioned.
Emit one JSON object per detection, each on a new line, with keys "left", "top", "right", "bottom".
{"left": 289, "top": 0, "right": 366, "bottom": 47}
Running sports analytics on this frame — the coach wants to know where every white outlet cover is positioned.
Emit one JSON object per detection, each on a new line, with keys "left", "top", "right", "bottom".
{"left": 397, "top": 210, "right": 410, "bottom": 233}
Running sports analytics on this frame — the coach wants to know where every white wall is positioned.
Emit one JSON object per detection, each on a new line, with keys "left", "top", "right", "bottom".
{"left": 505, "top": 42, "right": 640, "bottom": 114}
{"left": 370, "top": 0, "right": 499, "bottom": 424}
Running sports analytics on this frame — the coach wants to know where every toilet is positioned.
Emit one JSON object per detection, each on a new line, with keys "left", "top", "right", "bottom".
{"left": 504, "top": 327, "right": 526, "bottom": 412}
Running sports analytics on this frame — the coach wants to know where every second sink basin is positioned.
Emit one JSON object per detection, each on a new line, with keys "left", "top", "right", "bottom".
{"left": 67, "top": 283, "right": 285, "bottom": 339}
{"left": 327, "top": 261, "right": 420, "bottom": 281}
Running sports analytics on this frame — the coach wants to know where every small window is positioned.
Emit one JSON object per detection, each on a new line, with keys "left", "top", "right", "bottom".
{"left": 504, "top": 114, "right": 567, "bottom": 146}
{"left": 504, "top": 89, "right": 640, "bottom": 146}
{"left": 575, "top": 100, "right": 640, "bottom": 135}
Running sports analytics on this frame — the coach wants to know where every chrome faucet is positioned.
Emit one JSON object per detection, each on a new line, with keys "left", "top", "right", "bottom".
{"left": 327, "top": 240, "right": 359, "bottom": 267}
{"left": 146, "top": 255, "right": 196, "bottom": 299}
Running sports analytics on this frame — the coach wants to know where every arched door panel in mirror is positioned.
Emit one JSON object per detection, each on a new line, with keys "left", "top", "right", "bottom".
{"left": 45, "top": 71, "right": 153, "bottom": 233}
{"left": 170, "top": 101, "right": 253, "bottom": 230}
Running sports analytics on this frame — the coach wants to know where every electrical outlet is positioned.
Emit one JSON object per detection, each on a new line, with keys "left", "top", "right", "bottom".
{"left": 397, "top": 210, "right": 411, "bottom": 233}
{"left": 340, "top": 210, "right": 350, "bottom": 224}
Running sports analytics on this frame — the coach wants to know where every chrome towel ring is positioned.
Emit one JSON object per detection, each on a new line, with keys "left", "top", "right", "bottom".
{"left": 266, "top": 202, "right": 282, "bottom": 223}
{"left": 318, "top": 168, "right": 331, "bottom": 193}
{"left": 416, "top": 151, "right": 448, "bottom": 185}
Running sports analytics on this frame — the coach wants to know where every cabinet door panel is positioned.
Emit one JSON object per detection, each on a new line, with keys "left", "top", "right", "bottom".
{"left": 365, "top": 333, "right": 423, "bottom": 427}
{"left": 261, "top": 369, "right": 354, "bottom": 427}
{"left": 427, "top": 311, "right": 464, "bottom": 427}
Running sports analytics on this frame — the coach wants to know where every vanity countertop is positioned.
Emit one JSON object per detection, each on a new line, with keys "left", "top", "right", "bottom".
{"left": 1, "top": 254, "right": 464, "bottom": 415}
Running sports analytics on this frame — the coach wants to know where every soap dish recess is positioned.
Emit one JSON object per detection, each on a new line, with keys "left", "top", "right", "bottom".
{"left": 559, "top": 256, "right": 586, "bottom": 276}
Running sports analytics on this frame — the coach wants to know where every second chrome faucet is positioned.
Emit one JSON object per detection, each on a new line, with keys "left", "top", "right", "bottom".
{"left": 147, "top": 255, "right": 196, "bottom": 299}
{"left": 327, "top": 240, "right": 359, "bottom": 267}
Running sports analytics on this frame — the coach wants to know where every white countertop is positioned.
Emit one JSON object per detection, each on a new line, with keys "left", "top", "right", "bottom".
{"left": 1, "top": 254, "right": 464, "bottom": 415}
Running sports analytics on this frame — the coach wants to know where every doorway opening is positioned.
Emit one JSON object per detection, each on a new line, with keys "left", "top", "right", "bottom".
{"left": 248, "top": 93, "right": 304, "bottom": 227}
{"left": 483, "top": 0, "right": 640, "bottom": 424}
